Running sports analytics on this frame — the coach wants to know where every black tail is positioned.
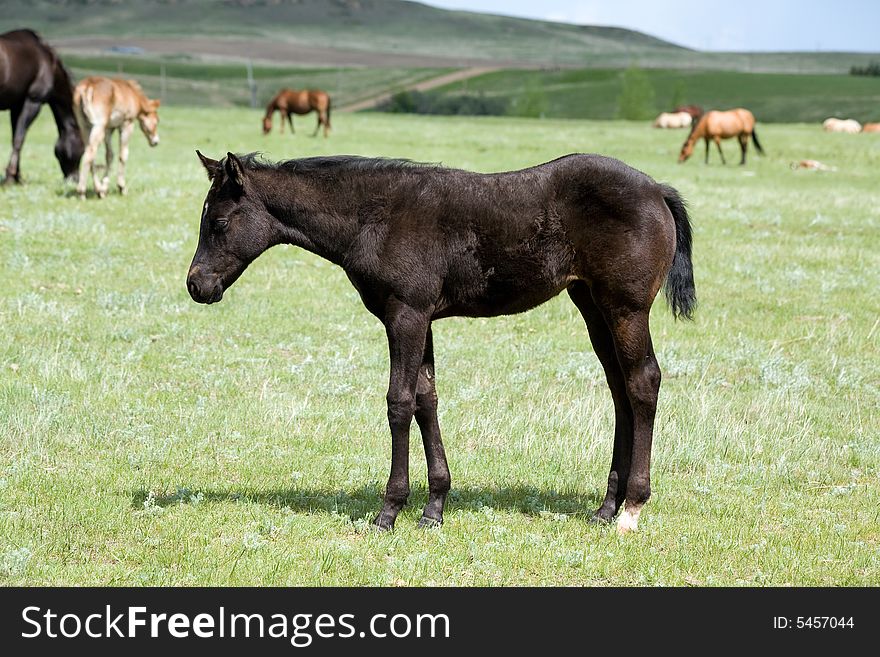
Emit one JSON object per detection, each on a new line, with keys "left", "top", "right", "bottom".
{"left": 660, "top": 185, "right": 696, "bottom": 320}
{"left": 326, "top": 97, "right": 332, "bottom": 130}
{"left": 751, "top": 127, "right": 764, "bottom": 155}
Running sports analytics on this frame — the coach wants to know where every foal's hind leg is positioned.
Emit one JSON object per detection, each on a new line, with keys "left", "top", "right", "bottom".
{"left": 78, "top": 123, "right": 105, "bottom": 199}
{"left": 414, "top": 327, "right": 451, "bottom": 527}
{"left": 568, "top": 282, "right": 633, "bottom": 522}
{"left": 98, "top": 128, "right": 114, "bottom": 198}
{"left": 598, "top": 303, "right": 661, "bottom": 534}
{"left": 738, "top": 134, "right": 749, "bottom": 165}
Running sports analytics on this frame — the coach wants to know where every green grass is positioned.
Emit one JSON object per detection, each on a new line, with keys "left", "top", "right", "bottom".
{"left": 431, "top": 68, "right": 880, "bottom": 123}
{"left": 1, "top": 108, "right": 878, "bottom": 585}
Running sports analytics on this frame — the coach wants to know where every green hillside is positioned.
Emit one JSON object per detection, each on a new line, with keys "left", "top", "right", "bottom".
{"left": 0, "top": 0, "right": 685, "bottom": 66}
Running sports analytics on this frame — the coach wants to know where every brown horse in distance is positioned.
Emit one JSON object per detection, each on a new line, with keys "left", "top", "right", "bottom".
{"left": 679, "top": 108, "right": 763, "bottom": 165}
{"left": 674, "top": 104, "right": 704, "bottom": 122}
{"left": 0, "top": 29, "right": 83, "bottom": 183}
{"left": 262, "top": 88, "right": 331, "bottom": 137}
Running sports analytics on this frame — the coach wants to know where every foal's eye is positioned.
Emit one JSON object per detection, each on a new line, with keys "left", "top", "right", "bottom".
{"left": 215, "top": 217, "right": 229, "bottom": 232}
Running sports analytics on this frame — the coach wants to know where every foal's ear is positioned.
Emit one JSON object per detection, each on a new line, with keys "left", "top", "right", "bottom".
{"left": 196, "top": 150, "right": 221, "bottom": 180}
{"left": 225, "top": 152, "right": 246, "bottom": 190}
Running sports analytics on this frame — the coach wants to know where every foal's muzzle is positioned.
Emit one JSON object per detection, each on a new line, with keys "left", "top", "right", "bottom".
{"left": 187, "top": 268, "right": 224, "bottom": 304}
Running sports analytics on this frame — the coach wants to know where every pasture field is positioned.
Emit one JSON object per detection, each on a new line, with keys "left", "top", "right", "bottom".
{"left": 1, "top": 108, "right": 878, "bottom": 585}
{"left": 62, "top": 55, "right": 452, "bottom": 109}
{"left": 432, "top": 68, "right": 880, "bottom": 123}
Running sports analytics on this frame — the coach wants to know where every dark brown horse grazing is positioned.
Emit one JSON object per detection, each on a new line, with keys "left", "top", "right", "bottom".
{"left": 674, "top": 104, "right": 704, "bottom": 123}
{"left": 0, "top": 29, "right": 83, "bottom": 183}
{"left": 187, "top": 152, "right": 696, "bottom": 535}
{"left": 262, "top": 88, "right": 331, "bottom": 137}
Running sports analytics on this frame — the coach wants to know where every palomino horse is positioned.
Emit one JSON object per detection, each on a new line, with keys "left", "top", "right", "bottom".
{"left": 262, "top": 88, "right": 331, "bottom": 137}
{"left": 653, "top": 111, "right": 692, "bottom": 129}
{"left": 822, "top": 117, "right": 862, "bottom": 133}
{"left": 679, "top": 108, "right": 763, "bottom": 165}
{"left": 0, "top": 29, "right": 83, "bottom": 183}
{"left": 187, "top": 152, "right": 696, "bottom": 535}
{"left": 73, "top": 76, "right": 160, "bottom": 198}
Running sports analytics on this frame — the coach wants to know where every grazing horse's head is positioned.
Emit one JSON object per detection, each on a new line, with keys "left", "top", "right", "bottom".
{"left": 187, "top": 151, "right": 278, "bottom": 305}
{"left": 138, "top": 99, "right": 161, "bottom": 147}
{"left": 262, "top": 116, "right": 273, "bottom": 135}
{"left": 54, "top": 125, "right": 84, "bottom": 181}
{"left": 678, "top": 140, "right": 694, "bottom": 163}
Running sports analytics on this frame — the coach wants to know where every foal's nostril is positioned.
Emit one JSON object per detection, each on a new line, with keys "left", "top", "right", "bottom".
{"left": 187, "top": 278, "right": 200, "bottom": 299}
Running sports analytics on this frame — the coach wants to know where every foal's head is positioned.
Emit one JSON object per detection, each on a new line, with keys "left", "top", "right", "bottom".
{"left": 187, "top": 151, "right": 278, "bottom": 305}
{"left": 138, "top": 99, "right": 161, "bottom": 147}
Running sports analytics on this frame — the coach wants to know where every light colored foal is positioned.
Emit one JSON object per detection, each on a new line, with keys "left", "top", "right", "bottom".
{"left": 73, "top": 76, "right": 160, "bottom": 199}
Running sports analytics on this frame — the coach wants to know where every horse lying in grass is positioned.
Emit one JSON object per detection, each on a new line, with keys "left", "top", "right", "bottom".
{"left": 822, "top": 117, "right": 862, "bottom": 134}
{"left": 679, "top": 108, "right": 763, "bottom": 165}
{"left": 653, "top": 111, "right": 692, "bottom": 129}
{"left": 186, "top": 151, "right": 696, "bottom": 534}
{"left": 73, "top": 76, "right": 161, "bottom": 198}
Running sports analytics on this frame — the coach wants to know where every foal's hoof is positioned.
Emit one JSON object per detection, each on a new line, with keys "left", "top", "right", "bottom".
{"left": 616, "top": 507, "right": 642, "bottom": 535}
{"left": 417, "top": 516, "right": 442, "bottom": 529}
{"left": 588, "top": 512, "right": 613, "bottom": 525}
{"left": 371, "top": 513, "right": 396, "bottom": 532}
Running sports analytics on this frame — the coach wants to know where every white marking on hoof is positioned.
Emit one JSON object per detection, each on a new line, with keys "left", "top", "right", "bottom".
{"left": 616, "top": 505, "right": 642, "bottom": 535}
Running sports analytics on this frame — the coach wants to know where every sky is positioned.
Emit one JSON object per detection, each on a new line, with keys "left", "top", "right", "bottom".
{"left": 423, "top": 0, "right": 880, "bottom": 52}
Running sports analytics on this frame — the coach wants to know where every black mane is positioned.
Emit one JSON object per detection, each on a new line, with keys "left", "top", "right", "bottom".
{"left": 233, "top": 152, "right": 439, "bottom": 175}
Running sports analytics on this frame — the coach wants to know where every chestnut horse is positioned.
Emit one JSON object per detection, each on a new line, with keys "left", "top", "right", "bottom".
{"left": 262, "top": 88, "right": 331, "bottom": 137}
{"left": 679, "top": 108, "right": 763, "bottom": 165}
{"left": 0, "top": 29, "right": 83, "bottom": 183}
{"left": 73, "top": 76, "right": 160, "bottom": 198}
{"left": 187, "top": 151, "right": 696, "bottom": 535}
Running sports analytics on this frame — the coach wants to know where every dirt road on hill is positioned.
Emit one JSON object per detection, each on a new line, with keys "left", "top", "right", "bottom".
{"left": 338, "top": 66, "right": 498, "bottom": 111}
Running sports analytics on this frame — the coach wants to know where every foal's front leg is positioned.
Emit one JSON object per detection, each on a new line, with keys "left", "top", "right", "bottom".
{"left": 373, "top": 298, "right": 431, "bottom": 531}
{"left": 414, "top": 327, "right": 451, "bottom": 527}
{"left": 116, "top": 121, "right": 135, "bottom": 195}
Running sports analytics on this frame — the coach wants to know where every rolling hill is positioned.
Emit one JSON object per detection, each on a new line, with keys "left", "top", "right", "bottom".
{"left": 0, "top": 0, "right": 687, "bottom": 68}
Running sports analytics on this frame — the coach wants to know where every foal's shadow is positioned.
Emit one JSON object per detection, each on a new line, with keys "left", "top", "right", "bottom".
{"left": 131, "top": 483, "right": 601, "bottom": 521}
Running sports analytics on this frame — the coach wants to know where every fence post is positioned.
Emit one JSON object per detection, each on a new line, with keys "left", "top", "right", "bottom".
{"left": 246, "top": 59, "right": 257, "bottom": 108}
